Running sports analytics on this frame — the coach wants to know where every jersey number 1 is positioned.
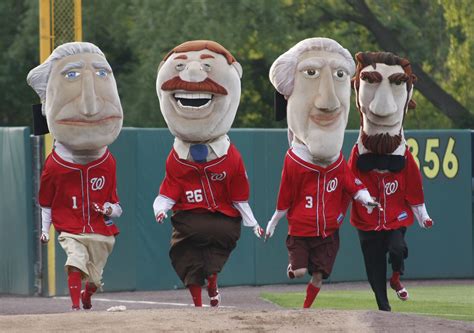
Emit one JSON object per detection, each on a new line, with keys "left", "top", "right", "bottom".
{"left": 72, "top": 196, "right": 78, "bottom": 209}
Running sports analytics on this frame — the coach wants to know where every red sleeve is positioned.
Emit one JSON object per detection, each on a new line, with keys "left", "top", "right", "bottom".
{"left": 230, "top": 150, "right": 250, "bottom": 202}
{"left": 343, "top": 161, "right": 366, "bottom": 196}
{"left": 38, "top": 156, "right": 55, "bottom": 208}
{"left": 405, "top": 150, "right": 425, "bottom": 205}
{"left": 109, "top": 158, "right": 120, "bottom": 204}
{"left": 347, "top": 145, "right": 357, "bottom": 173}
{"left": 159, "top": 155, "right": 182, "bottom": 201}
{"left": 276, "top": 154, "right": 292, "bottom": 211}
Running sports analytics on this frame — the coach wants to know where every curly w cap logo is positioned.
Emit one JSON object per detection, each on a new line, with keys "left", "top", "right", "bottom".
{"left": 90, "top": 176, "right": 105, "bottom": 191}
{"left": 384, "top": 180, "right": 398, "bottom": 195}
{"left": 326, "top": 177, "right": 338, "bottom": 192}
{"left": 210, "top": 171, "right": 227, "bottom": 181}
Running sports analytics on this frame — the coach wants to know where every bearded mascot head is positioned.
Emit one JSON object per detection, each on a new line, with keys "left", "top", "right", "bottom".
{"left": 352, "top": 52, "right": 417, "bottom": 154}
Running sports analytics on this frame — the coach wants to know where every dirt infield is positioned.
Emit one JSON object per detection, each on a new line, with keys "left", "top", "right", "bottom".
{"left": 1, "top": 281, "right": 473, "bottom": 332}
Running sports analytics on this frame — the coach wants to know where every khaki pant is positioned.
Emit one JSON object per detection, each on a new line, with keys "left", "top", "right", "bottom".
{"left": 58, "top": 232, "right": 115, "bottom": 286}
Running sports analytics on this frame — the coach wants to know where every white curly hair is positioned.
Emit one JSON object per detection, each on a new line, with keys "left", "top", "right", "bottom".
{"left": 269, "top": 37, "right": 355, "bottom": 97}
{"left": 26, "top": 42, "right": 105, "bottom": 114}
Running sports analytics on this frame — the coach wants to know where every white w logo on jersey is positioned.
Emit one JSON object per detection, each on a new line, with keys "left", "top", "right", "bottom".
{"left": 90, "top": 176, "right": 105, "bottom": 191}
{"left": 385, "top": 180, "right": 398, "bottom": 195}
{"left": 326, "top": 177, "right": 338, "bottom": 192}
{"left": 210, "top": 171, "right": 226, "bottom": 181}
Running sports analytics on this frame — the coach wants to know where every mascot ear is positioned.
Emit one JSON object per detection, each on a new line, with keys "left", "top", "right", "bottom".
{"left": 232, "top": 62, "right": 243, "bottom": 78}
{"left": 32, "top": 104, "right": 49, "bottom": 135}
{"left": 275, "top": 91, "right": 287, "bottom": 121}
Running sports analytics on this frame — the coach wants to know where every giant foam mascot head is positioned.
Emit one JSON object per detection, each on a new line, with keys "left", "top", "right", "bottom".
{"left": 156, "top": 40, "right": 242, "bottom": 142}
{"left": 352, "top": 51, "right": 417, "bottom": 154}
{"left": 27, "top": 42, "right": 123, "bottom": 151}
{"left": 269, "top": 37, "right": 355, "bottom": 162}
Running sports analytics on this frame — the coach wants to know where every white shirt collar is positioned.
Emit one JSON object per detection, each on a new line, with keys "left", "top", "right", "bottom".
{"left": 291, "top": 141, "right": 339, "bottom": 166}
{"left": 173, "top": 135, "right": 231, "bottom": 160}
{"left": 54, "top": 141, "right": 107, "bottom": 164}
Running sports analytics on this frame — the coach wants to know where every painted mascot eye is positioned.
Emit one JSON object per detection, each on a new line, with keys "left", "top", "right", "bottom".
{"left": 201, "top": 63, "right": 211, "bottom": 72}
{"left": 175, "top": 63, "right": 185, "bottom": 71}
{"left": 65, "top": 71, "right": 80, "bottom": 79}
{"left": 303, "top": 68, "right": 320, "bottom": 78}
{"left": 333, "top": 69, "right": 347, "bottom": 80}
{"left": 95, "top": 69, "right": 109, "bottom": 78}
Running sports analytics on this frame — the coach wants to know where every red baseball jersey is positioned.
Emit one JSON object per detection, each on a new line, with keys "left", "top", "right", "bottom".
{"left": 159, "top": 144, "right": 249, "bottom": 217}
{"left": 348, "top": 145, "right": 425, "bottom": 231}
{"left": 277, "top": 149, "right": 365, "bottom": 238}
{"left": 39, "top": 149, "right": 120, "bottom": 236}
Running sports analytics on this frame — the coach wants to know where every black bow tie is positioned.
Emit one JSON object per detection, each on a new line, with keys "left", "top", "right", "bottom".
{"left": 357, "top": 153, "right": 405, "bottom": 172}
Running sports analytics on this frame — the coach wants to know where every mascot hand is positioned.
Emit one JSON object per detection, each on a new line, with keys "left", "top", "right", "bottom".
{"left": 354, "top": 189, "right": 381, "bottom": 214}
{"left": 265, "top": 219, "right": 278, "bottom": 241}
{"left": 40, "top": 232, "right": 49, "bottom": 244}
{"left": 155, "top": 211, "right": 168, "bottom": 224}
{"left": 93, "top": 202, "right": 112, "bottom": 216}
{"left": 421, "top": 218, "right": 434, "bottom": 229}
{"left": 253, "top": 225, "right": 264, "bottom": 239}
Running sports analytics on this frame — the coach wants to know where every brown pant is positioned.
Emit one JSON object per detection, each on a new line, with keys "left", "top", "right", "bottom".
{"left": 286, "top": 230, "right": 340, "bottom": 279}
{"left": 170, "top": 210, "right": 241, "bottom": 286}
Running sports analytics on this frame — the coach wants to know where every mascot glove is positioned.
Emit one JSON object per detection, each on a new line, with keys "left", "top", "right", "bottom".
{"left": 265, "top": 220, "right": 278, "bottom": 240}
{"left": 253, "top": 224, "right": 264, "bottom": 239}
{"left": 354, "top": 189, "right": 381, "bottom": 214}
{"left": 155, "top": 211, "right": 168, "bottom": 224}
{"left": 93, "top": 202, "right": 112, "bottom": 216}
{"left": 265, "top": 210, "right": 286, "bottom": 240}
{"left": 40, "top": 232, "right": 49, "bottom": 243}
{"left": 420, "top": 218, "right": 434, "bottom": 229}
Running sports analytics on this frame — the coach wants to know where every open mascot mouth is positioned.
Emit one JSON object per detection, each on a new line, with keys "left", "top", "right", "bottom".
{"left": 174, "top": 92, "right": 213, "bottom": 109}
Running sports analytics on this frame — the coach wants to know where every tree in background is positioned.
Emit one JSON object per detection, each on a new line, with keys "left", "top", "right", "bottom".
{"left": 0, "top": 0, "right": 472, "bottom": 128}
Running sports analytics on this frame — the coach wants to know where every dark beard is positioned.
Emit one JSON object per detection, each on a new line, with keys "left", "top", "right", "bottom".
{"left": 361, "top": 130, "right": 402, "bottom": 154}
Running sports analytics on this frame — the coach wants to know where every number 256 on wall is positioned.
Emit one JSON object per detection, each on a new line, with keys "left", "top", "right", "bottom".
{"left": 406, "top": 137, "right": 459, "bottom": 179}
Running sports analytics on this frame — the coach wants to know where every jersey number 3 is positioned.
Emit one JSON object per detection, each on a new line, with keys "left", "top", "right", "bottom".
{"left": 186, "top": 189, "right": 203, "bottom": 203}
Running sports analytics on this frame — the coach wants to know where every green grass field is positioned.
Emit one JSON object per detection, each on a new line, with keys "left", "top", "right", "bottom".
{"left": 261, "top": 284, "right": 474, "bottom": 321}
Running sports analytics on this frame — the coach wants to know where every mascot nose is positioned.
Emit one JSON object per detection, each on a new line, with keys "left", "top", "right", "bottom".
{"left": 314, "top": 66, "right": 340, "bottom": 112}
{"left": 180, "top": 61, "right": 207, "bottom": 82}
{"left": 80, "top": 70, "right": 99, "bottom": 116}
{"left": 369, "top": 82, "right": 398, "bottom": 116}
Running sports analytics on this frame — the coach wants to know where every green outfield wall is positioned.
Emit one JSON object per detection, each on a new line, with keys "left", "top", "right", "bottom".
{"left": 0, "top": 127, "right": 472, "bottom": 295}
{"left": 0, "top": 128, "right": 34, "bottom": 295}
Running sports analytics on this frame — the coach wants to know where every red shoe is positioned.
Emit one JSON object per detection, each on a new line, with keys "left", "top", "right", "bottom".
{"left": 390, "top": 279, "right": 409, "bottom": 301}
{"left": 71, "top": 305, "right": 81, "bottom": 311}
{"left": 81, "top": 290, "right": 92, "bottom": 310}
{"left": 207, "top": 287, "right": 220, "bottom": 307}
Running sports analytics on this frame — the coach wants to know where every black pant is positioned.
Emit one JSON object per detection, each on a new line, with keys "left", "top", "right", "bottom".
{"left": 357, "top": 228, "right": 408, "bottom": 311}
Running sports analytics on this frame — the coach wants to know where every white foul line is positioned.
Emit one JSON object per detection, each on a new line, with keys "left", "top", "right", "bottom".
{"left": 53, "top": 296, "right": 235, "bottom": 309}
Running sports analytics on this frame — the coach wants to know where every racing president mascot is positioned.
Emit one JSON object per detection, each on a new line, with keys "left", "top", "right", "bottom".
{"left": 266, "top": 38, "right": 379, "bottom": 308}
{"left": 349, "top": 51, "right": 434, "bottom": 311}
{"left": 27, "top": 42, "right": 123, "bottom": 311}
{"left": 153, "top": 40, "right": 264, "bottom": 307}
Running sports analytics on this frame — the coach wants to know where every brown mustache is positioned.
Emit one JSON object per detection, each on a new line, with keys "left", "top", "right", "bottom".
{"left": 161, "top": 76, "right": 228, "bottom": 95}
